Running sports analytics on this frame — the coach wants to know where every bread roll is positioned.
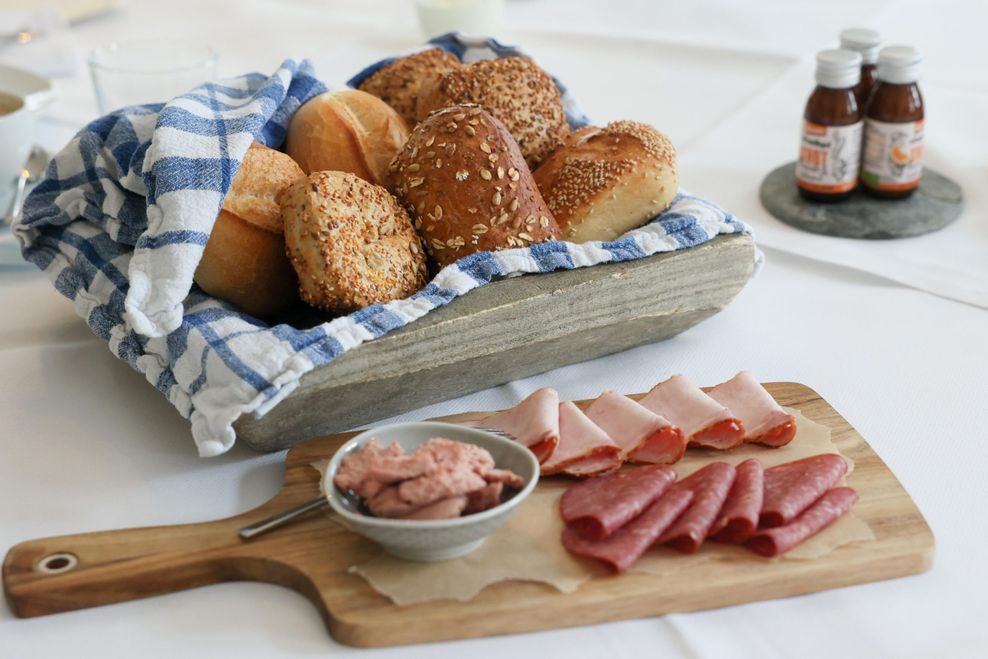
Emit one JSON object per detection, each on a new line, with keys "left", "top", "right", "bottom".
{"left": 281, "top": 171, "right": 427, "bottom": 313}
{"left": 284, "top": 89, "right": 410, "bottom": 187}
{"left": 194, "top": 143, "right": 303, "bottom": 317}
{"left": 416, "top": 57, "right": 568, "bottom": 167}
{"left": 357, "top": 47, "right": 461, "bottom": 127}
{"left": 390, "top": 104, "right": 560, "bottom": 269}
{"left": 532, "top": 121, "right": 678, "bottom": 243}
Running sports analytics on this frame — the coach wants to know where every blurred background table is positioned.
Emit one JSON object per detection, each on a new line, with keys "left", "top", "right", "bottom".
{"left": 2, "top": 1, "right": 987, "bottom": 657}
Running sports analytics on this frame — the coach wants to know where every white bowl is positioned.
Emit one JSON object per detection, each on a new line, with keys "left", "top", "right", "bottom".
{"left": 324, "top": 421, "right": 539, "bottom": 561}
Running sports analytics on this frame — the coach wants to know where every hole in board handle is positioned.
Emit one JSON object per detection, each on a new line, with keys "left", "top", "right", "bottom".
{"left": 37, "top": 552, "right": 78, "bottom": 575}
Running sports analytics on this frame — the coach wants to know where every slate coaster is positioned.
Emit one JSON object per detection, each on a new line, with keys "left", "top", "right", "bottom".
{"left": 760, "top": 162, "right": 963, "bottom": 239}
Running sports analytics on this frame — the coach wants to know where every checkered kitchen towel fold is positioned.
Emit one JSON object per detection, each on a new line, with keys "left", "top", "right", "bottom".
{"left": 14, "top": 35, "right": 754, "bottom": 457}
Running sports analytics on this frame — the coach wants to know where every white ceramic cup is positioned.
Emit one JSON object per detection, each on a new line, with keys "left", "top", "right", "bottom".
{"left": 0, "top": 91, "right": 34, "bottom": 212}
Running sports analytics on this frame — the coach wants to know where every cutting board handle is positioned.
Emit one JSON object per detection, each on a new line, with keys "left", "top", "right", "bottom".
{"left": 2, "top": 514, "right": 278, "bottom": 618}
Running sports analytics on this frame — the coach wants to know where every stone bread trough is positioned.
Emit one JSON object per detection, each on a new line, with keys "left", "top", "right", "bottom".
{"left": 235, "top": 233, "right": 757, "bottom": 452}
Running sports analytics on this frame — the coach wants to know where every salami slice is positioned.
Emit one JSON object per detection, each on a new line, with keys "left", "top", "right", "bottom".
{"left": 708, "top": 371, "right": 796, "bottom": 447}
{"left": 478, "top": 387, "right": 560, "bottom": 463}
{"left": 585, "top": 390, "right": 684, "bottom": 464}
{"left": 761, "top": 454, "right": 848, "bottom": 528}
{"left": 657, "top": 462, "right": 737, "bottom": 553}
{"left": 541, "top": 402, "right": 622, "bottom": 477}
{"left": 709, "top": 458, "right": 764, "bottom": 543}
{"left": 562, "top": 488, "right": 693, "bottom": 573}
{"left": 560, "top": 464, "right": 677, "bottom": 540}
{"left": 746, "top": 487, "right": 858, "bottom": 557}
{"left": 639, "top": 374, "right": 744, "bottom": 450}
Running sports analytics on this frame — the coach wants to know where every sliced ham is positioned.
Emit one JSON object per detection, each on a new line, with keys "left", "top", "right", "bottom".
{"left": 747, "top": 487, "right": 858, "bottom": 557}
{"left": 709, "top": 458, "right": 764, "bottom": 543}
{"left": 585, "top": 390, "right": 686, "bottom": 464}
{"left": 367, "top": 485, "right": 419, "bottom": 517}
{"left": 639, "top": 374, "right": 745, "bottom": 450}
{"left": 397, "top": 496, "right": 469, "bottom": 520}
{"left": 365, "top": 452, "right": 437, "bottom": 484}
{"left": 478, "top": 387, "right": 560, "bottom": 463}
{"left": 560, "top": 464, "right": 677, "bottom": 540}
{"left": 708, "top": 371, "right": 797, "bottom": 447}
{"left": 658, "top": 462, "right": 737, "bottom": 553}
{"left": 761, "top": 454, "right": 848, "bottom": 528}
{"left": 562, "top": 488, "right": 694, "bottom": 574}
{"left": 541, "top": 402, "right": 622, "bottom": 477}
{"left": 483, "top": 468, "right": 525, "bottom": 489}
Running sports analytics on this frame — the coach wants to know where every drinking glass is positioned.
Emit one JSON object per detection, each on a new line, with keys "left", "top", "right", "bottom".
{"left": 88, "top": 39, "right": 219, "bottom": 114}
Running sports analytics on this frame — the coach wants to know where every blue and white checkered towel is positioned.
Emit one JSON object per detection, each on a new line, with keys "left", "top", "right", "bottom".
{"left": 14, "top": 35, "right": 753, "bottom": 457}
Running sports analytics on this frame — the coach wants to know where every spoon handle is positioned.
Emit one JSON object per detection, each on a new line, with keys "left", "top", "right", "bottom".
{"left": 238, "top": 496, "right": 328, "bottom": 540}
{"left": 3, "top": 170, "right": 27, "bottom": 226}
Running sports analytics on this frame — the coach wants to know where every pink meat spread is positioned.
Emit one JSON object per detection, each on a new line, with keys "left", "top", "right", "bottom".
{"left": 334, "top": 437, "right": 525, "bottom": 520}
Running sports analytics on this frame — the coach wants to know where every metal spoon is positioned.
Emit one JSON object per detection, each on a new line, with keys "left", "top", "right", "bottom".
{"left": 4, "top": 146, "right": 49, "bottom": 226}
{"left": 238, "top": 427, "right": 521, "bottom": 540}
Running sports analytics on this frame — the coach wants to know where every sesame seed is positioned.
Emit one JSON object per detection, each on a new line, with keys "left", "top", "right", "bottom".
{"left": 508, "top": 167, "right": 519, "bottom": 181}
{"left": 492, "top": 190, "right": 502, "bottom": 206}
{"left": 464, "top": 125, "right": 476, "bottom": 136}
{"left": 519, "top": 232, "right": 534, "bottom": 242}
{"left": 425, "top": 136, "right": 435, "bottom": 147}
{"left": 480, "top": 169, "right": 493, "bottom": 181}
{"left": 509, "top": 198, "right": 519, "bottom": 212}
{"left": 456, "top": 170, "right": 469, "bottom": 181}
{"left": 480, "top": 142, "right": 492, "bottom": 154}
{"left": 408, "top": 177, "right": 424, "bottom": 187}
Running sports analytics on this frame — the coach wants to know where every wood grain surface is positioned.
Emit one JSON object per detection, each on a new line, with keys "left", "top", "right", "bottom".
{"left": 235, "top": 232, "right": 757, "bottom": 451}
{"left": 3, "top": 383, "right": 934, "bottom": 647}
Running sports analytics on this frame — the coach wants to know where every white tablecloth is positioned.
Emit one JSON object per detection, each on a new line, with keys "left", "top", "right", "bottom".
{"left": 2, "top": 1, "right": 987, "bottom": 657}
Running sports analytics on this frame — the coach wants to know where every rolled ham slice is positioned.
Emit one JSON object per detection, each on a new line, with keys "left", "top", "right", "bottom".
{"left": 639, "top": 375, "right": 745, "bottom": 450}
{"left": 479, "top": 388, "right": 560, "bottom": 463}
{"left": 709, "top": 458, "right": 764, "bottom": 544}
{"left": 562, "top": 488, "right": 694, "bottom": 574}
{"left": 560, "top": 464, "right": 677, "bottom": 540}
{"left": 708, "top": 371, "right": 796, "bottom": 447}
{"left": 658, "top": 462, "right": 737, "bottom": 554}
{"left": 585, "top": 390, "right": 686, "bottom": 464}
{"left": 747, "top": 487, "right": 858, "bottom": 557}
{"left": 541, "top": 402, "right": 622, "bottom": 477}
{"left": 761, "top": 454, "right": 848, "bottom": 528}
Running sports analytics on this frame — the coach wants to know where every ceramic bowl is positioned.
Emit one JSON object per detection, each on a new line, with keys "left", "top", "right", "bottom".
{"left": 324, "top": 421, "right": 539, "bottom": 561}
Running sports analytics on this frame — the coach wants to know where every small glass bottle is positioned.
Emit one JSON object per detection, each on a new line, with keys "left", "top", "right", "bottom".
{"left": 839, "top": 28, "right": 881, "bottom": 108}
{"left": 795, "top": 49, "right": 863, "bottom": 202}
{"left": 860, "top": 46, "right": 924, "bottom": 199}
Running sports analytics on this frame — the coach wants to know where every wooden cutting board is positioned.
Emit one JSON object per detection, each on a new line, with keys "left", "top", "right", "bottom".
{"left": 3, "top": 383, "right": 934, "bottom": 647}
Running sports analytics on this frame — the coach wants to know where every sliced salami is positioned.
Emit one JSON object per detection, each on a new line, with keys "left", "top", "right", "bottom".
{"left": 541, "top": 402, "right": 622, "bottom": 477}
{"left": 761, "top": 454, "right": 848, "bottom": 528}
{"left": 562, "top": 487, "right": 694, "bottom": 573}
{"left": 658, "top": 462, "right": 737, "bottom": 553}
{"left": 585, "top": 390, "right": 684, "bottom": 463}
{"left": 709, "top": 458, "right": 764, "bottom": 543}
{"left": 560, "top": 464, "right": 677, "bottom": 540}
{"left": 639, "top": 374, "right": 745, "bottom": 450}
{"left": 746, "top": 487, "right": 858, "bottom": 557}
{"left": 478, "top": 387, "right": 560, "bottom": 463}
{"left": 708, "top": 371, "right": 796, "bottom": 447}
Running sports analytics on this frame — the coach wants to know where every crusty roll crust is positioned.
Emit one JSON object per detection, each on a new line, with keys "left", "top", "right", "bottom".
{"left": 281, "top": 171, "right": 428, "bottom": 313}
{"left": 416, "top": 57, "right": 568, "bottom": 167}
{"left": 285, "top": 89, "right": 410, "bottom": 187}
{"left": 390, "top": 104, "right": 560, "bottom": 269}
{"left": 533, "top": 121, "right": 678, "bottom": 243}
{"left": 357, "top": 47, "right": 461, "bottom": 127}
{"left": 194, "top": 143, "right": 304, "bottom": 317}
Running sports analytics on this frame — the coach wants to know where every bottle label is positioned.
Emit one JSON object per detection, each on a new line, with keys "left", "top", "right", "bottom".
{"left": 861, "top": 118, "right": 924, "bottom": 190}
{"left": 795, "top": 120, "right": 863, "bottom": 193}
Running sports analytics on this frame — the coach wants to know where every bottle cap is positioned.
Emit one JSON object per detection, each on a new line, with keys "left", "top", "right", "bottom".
{"left": 840, "top": 28, "right": 882, "bottom": 65}
{"left": 877, "top": 46, "right": 922, "bottom": 84}
{"left": 814, "top": 49, "right": 862, "bottom": 89}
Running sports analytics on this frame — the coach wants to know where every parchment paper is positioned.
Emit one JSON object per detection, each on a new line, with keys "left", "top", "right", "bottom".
{"left": 322, "top": 407, "right": 875, "bottom": 605}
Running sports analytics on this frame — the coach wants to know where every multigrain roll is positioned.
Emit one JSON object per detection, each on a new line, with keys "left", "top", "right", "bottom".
{"left": 390, "top": 104, "right": 560, "bottom": 269}
{"left": 281, "top": 171, "right": 428, "bottom": 313}
{"left": 284, "top": 89, "right": 410, "bottom": 187}
{"left": 357, "top": 47, "right": 461, "bottom": 126}
{"left": 532, "top": 121, "right": 678, "bottom": 243}
{"left": 194, "top": 143, "right": 304, "bottom": 317}
{"left": 416, "top": 57, "right": 568, "bottom": 167}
